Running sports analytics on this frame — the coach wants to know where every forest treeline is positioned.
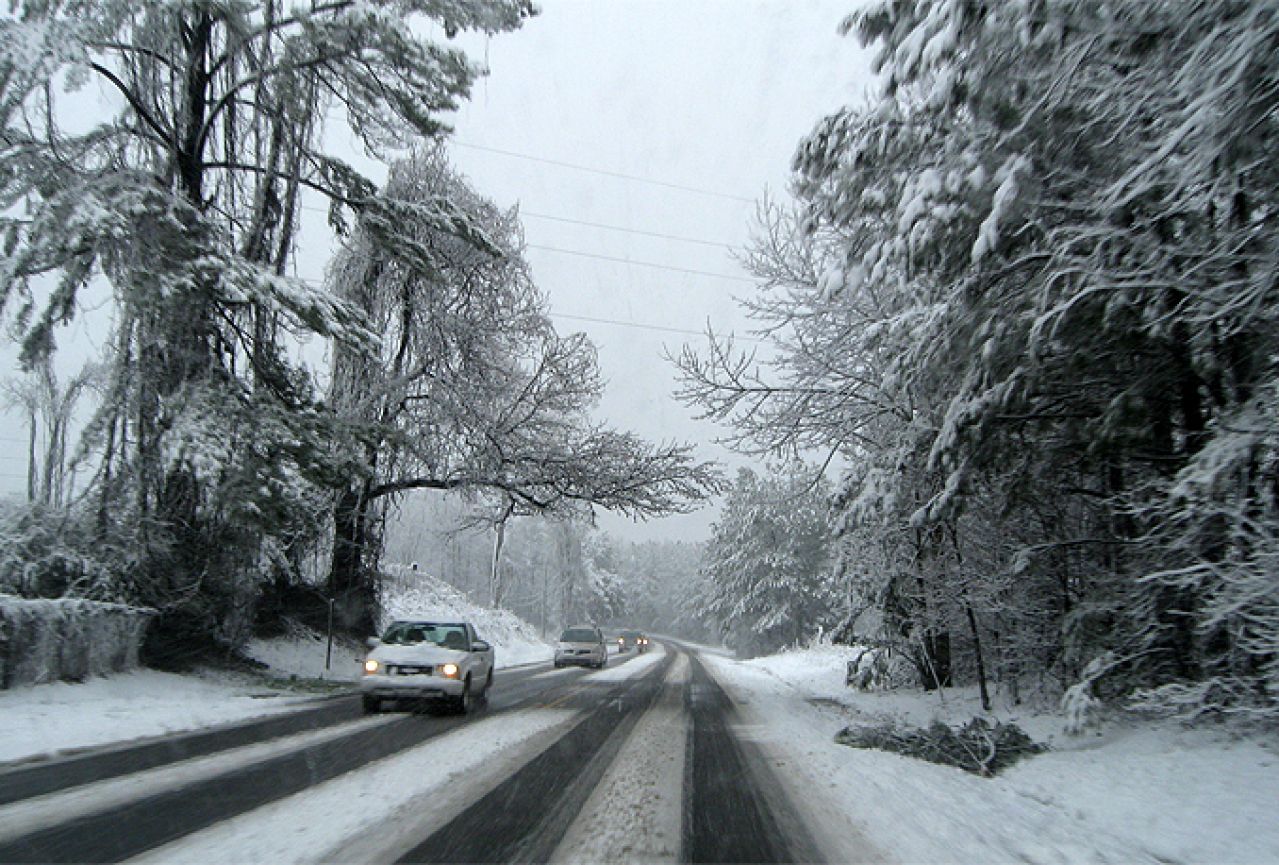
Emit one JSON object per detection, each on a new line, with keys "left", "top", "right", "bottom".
{"left": 2, "top": 0, "right": 1275, "bottom": 725}
{"left": 684, "top": 0, "right": 1278, "bottom": 720}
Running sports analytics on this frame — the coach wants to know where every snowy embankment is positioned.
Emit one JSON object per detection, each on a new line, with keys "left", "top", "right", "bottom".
{"left": 243, "top": 567, "right": 554, "bottom": 682}
{"left": 380, "top": 565, "right": 555, "bottom": 668}
{"left": 0, "top": 670, "right": 319, "bottom": 766}
{"left": 1, "top": 570, "right": 553, "bottom": 766}
{"left": 706, "top": 643, "right": 1279, "bottom": 865}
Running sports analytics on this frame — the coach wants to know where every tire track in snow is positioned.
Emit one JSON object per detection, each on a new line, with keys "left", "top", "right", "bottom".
{"left": 394, "top": 647, "right": 675, "bottom": 864}
{"left": 549, "top": 651, "right": 690, "bottom": 864}
{"left": 683, "top": 651, "right": 821, "bottom": 864}
{"left": 0, "top": 661, "right": 624, "bottom": 863}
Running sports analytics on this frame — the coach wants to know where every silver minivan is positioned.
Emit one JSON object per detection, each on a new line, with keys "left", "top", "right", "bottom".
{"left": 554, "top": 625, "right": 607, "bottom": 668}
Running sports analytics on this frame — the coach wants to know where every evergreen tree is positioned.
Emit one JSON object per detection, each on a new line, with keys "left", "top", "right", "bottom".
{"left": 679, "top": 0, "right": 1279, "bottom": 715}
{"left": 698, "top": 463, "right": 835, "bottom": 656}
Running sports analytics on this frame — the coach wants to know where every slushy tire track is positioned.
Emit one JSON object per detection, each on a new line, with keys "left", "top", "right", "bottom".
{"left": 0, "top": 660, "right": 570, "bottom": 809}
{"left": 396, "top": 651, "right": 675, "bottom": 864}
{"left": 682, "top": 653, "right": 819, "bottom": 864}
{"left": 0, "top": 695, "right": 362, "bottom": 807}
{"left": 0, "top": 664, "right": 609, "bottom": 864}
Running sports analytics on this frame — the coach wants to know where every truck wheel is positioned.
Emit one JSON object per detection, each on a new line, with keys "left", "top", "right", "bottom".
{"left": 362, "top": 695, "right": 381, "bottom": 714}
{"left": 455, "top": 677, "right": 473, "bottom": 715}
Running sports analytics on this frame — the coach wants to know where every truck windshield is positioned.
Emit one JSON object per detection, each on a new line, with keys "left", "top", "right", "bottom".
{"left": 381, "top": 622, "right": 466, "bottom": 647}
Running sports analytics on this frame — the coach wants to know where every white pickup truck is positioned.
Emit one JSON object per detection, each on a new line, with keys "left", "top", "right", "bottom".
{"left": 360, "top": 619, "right": 495, "bottom": 714}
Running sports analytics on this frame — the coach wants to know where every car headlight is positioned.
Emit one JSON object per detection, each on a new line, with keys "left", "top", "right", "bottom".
{"left": 363, "top": 658, "right": 380, "bottom": 674}
{"left": 440, "top": 662, "right": 459, "bottom": 678}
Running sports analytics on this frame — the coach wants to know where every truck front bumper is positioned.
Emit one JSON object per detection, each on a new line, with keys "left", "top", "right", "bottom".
{"left": 360, "top": 673, "right": 465, "bottom": 701}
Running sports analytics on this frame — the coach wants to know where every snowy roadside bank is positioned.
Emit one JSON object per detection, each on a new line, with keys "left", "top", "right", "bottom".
{"left": 0, "top": 580, "right": 555, "bottom": 767}
{"left": 244, "top": 571, "right": 555, "bottom": 683}
{"left": 0, "top": 670, "right": 323, "bottom": 766}
{"left": 703, "top": 646, "right": 1279, "bottom": 865}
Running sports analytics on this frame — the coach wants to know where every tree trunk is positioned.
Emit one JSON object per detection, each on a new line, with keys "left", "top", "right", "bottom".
{"left": 490, "top": 518, "right": 507, "bottom": 609}
{"left": 965, "top": 602, "right": 991, "bottom": 710}
{"left": 920, "top": 630, "right": 952, "bottom": 691}
{"left": 330, "top": 484, "right": 379, "bottom": 636}
{"left": 25, "top": 407, "right": 36, "bottom": 503}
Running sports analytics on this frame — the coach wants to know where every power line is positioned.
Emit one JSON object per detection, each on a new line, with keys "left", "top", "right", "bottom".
{"left": 520, "top": 211, "right": 735, "bottom": 249}
{"left": 527, "top": 244, "right": 753, "bottom": 282}
{"left": 550, "top": 311, "right": 762, "bottom": 343}
{"left": 311, "top": 240, "right": 753, "bottom": 284}
{"left": 452, "top": 140, "right": 756, "bottom": 204}
{"left": 301, "top": 201, "right": 739, "bottom": 249}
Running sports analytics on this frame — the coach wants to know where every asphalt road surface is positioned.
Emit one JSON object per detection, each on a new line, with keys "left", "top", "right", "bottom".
{"left": 0, "top": 644, "right": 820, "bottom": 864}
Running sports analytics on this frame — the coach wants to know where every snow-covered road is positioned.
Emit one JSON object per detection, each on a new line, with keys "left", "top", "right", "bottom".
{"left": 2, "top": 642, "right": 1272, "bottom": 864}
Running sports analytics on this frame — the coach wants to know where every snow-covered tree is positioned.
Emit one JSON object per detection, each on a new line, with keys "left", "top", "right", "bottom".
{"left": 3, "top": 361, "right": 101, "bottom": 508}
{"left": 679, "top": 0, "right": 1279, "bottom": 715}
{"left": 0, "top": 0, "right": 534, "bottom": 660}
{"left": 324, "top": 149, "right": 723, "bottom": 632}
{"left": 697, "top": 463, "right": 836, "bottom": 656}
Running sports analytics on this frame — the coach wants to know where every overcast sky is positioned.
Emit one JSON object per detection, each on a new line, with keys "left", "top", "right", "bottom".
{"left": 0, "top": 0, "right": 876, "bottom": 543}
{"left": 430, "top": 0, "right": 875, "bottom": 541}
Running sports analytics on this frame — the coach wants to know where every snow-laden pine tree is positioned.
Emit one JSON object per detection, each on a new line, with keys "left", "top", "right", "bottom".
{"left": 697, "top": 463, "right": 836, "bottom": 657}
{"left": 680, "top": 0, "right": 1279, "bottom": 717}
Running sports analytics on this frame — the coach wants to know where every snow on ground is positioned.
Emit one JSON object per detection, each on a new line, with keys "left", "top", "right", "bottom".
{"left": 2, "top": 573, "right": 555, "bottom": 766}
{"left": 584, "top": 644, "right": 666, "bottom": 682}
{"left": 244, "top": 630, "right": 366, "bottom": 683}
{"left": 0, "top": 670, "right": 321, "bottom": 766}
{"left": 552, "top": 652, "right": 689, "bottom": 864}
{"left": 706, "top": 645, "right": 1279, "bottom": 865}
{"left": 0, "top": 715, "right": 397, "bottom": 846}
{"left": 135, "top": 707, "right": 579, "bottom": 865}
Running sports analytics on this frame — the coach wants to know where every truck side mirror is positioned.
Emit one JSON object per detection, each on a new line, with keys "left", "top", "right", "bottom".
{"left": 365, "top": 637, "right": 380, "bottom": 649}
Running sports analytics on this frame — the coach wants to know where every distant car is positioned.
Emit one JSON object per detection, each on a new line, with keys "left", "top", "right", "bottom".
{"left": 555, "top": 625, "right": 607, "bottom": 668}
{"left": 360, "top": 620, "right": 494, "bottom": 714}
{"left": 617, "top": 630, "right": 650, "bottom": 653}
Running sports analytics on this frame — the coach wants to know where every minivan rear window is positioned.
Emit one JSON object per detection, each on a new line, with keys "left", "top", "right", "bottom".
{"left": 560, "top": 628, "right": 598, "bottom": 642}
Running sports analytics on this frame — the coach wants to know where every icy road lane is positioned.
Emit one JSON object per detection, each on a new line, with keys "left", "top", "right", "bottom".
{"left": 0, "top": 643, "right": 823, "bottom": 864}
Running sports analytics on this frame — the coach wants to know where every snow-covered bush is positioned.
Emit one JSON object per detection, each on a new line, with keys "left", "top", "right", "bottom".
{"left": 836, "top": 717, "right": 1046, "bottom": 777}
{"left": 1060, "top": 652, "right": 1115, "bottom": 735}
{"left": 846, "top": 644, "right": 918, "bottom": 691}
{"left": 0, "top": 594, "right": 154, "bottom": 688}
{"left": 0, "top": 502, "right": 129, "bottom": 600}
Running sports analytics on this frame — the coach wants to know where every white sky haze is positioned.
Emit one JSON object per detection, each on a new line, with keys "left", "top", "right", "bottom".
{"left": 435, "top": 0, "right": 874, "bottom": 541}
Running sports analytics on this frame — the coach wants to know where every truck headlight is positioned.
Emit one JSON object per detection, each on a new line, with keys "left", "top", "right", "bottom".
{"left": 440, "top": 663, "right": 459, "bottom": 678}
{"left": 363, "top": 659, "right": 380, "bottom": 674}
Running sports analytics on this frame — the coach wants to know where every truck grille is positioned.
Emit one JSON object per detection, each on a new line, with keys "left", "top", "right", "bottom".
{"left": 388, "top": 664, "right": 433, "bottom": 676}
